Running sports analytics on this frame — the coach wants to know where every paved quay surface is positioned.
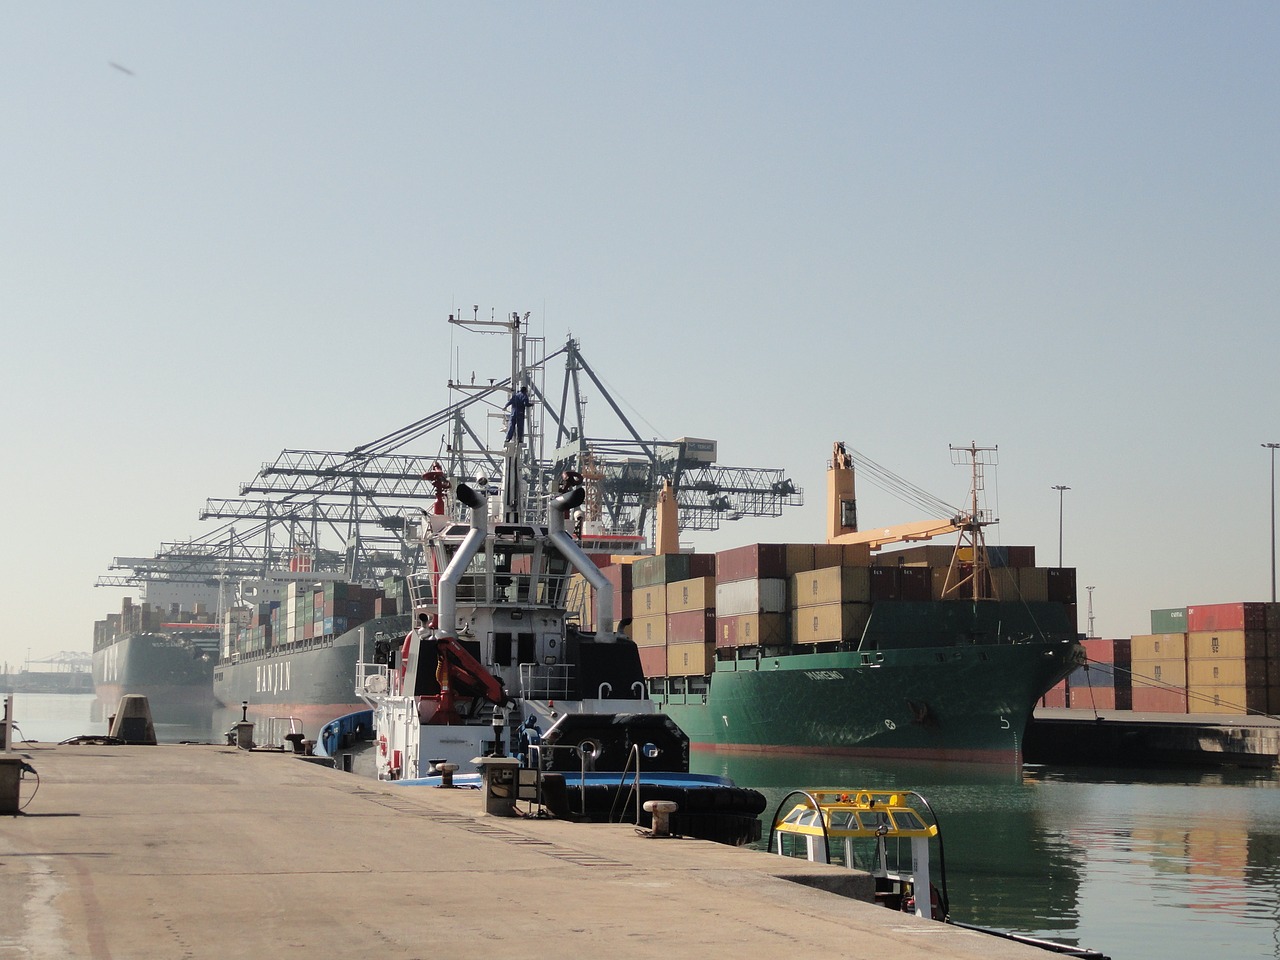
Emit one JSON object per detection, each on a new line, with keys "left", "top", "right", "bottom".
{"left": 2, "top": 743, "right": 1056, "bottom": 960}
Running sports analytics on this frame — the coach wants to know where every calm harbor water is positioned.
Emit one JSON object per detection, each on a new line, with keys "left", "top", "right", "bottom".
{"left": 8, "top": 693, "right": 1280, "bottom": 959}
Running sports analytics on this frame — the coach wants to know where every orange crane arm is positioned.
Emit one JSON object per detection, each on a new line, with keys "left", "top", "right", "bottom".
{"left": 827, "top": 517, "right": 962, "bottom": 550}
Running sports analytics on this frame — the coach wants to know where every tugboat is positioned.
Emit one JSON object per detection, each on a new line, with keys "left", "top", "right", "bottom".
{"left": 356, "top": 318, "right": 764, "bottom": 845}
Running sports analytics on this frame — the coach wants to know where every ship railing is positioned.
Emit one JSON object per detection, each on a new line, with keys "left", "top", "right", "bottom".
{"left": 523, "top": 743, "right": 590, "bottom": 815}
{"left": 406, "top": 571, "right": 434, "bottom": 611}
{"left": 356, "top": 660, "right": 393, "bottom": 698}
{"left": 259, "top": 716, "right": 305, "bottom": 751}
{"left": 518, "top": 743, "right": 647, "bottom": 827}
{"left": 518, "top": 662, "right": 575, "bottom": 701}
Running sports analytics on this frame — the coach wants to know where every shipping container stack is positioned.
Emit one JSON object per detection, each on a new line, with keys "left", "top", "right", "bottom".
{"left": 625, "top": 553, "right": 714, "bottom": 678}
{"left": 1128, "top": 607, "right": 1190, "bottom": 713}
{"left": 1066, "top": 638, "right": 1132, "bottom": 710}
{"left": 1126, "top": 603, "right": 1280, "bottom": 716}
{"left": 791, "top": 546, "right": 873, "bottom": 646}
{"left": 226, "top": 581, "right": 392, "bottom": 661}
{"left": 1185, "top": 602, "right": 1273, "bottom": 716}
{"left": 564, "top": 555, "right": 643, "bottom": 635}
{"left": 93, "top": 597, "right": 219, "bottom": 652}
{"left": 714, "top": 544, "right": 807, "bottom": 655}
{"left": 376, "top": 576, "right": 406, "bottom": 618}
{"left": 665, "top": 560, "right": 717, "bottom": 678}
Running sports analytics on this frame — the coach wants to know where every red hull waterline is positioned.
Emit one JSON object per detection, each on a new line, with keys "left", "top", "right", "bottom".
{"left": 689, "top": 740, "right": 1023, "bottom": 765}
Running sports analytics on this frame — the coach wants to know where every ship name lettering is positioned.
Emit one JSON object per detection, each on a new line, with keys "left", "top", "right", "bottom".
{"left": 803, "top": 670, "right": 843, "bottom": 680}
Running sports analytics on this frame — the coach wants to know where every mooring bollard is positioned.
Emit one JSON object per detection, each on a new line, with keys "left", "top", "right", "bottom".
{"left": 643, "top": 799, "right": 679, "bottom": 838}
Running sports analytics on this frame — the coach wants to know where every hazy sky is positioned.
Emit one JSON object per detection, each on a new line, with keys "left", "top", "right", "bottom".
{"left": 3, "top": 2, "right": 1278, "bottom": 673}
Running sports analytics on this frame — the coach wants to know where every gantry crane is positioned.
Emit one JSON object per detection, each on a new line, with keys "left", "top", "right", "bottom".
{"left": 99, "top": 313, "right": 804, "bottom": 596}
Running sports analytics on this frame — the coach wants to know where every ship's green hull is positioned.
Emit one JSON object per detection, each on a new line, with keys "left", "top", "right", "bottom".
{"left": 655, "top": 601, "right": 1084, "bottom": 764}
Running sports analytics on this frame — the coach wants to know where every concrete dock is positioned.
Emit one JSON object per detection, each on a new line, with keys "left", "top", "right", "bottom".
{"left": 1027, "top": 707, "right": 1280, "bottom": 768}
{"left": 2, "top": 742, "right": 1063, "bottom": 960}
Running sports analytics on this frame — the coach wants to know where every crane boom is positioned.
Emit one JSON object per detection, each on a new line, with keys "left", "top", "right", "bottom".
{"left": 828, "top": 517, "right": 964, "bottom": 549}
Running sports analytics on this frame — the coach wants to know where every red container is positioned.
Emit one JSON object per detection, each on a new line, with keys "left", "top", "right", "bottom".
{"left": 602, "top": 563, "right": 634, "bottom": 591}
{"left": 1069, "top": 686, "right": 1117, "bottom": 710}
{"left": 1131, "top": 686, "right": 1188, "bottom": 714}
{"left": 714, "top": 613, "right": 789, "bottom": 649}
{"left": 1006, "top": 546, "right": 1036, "bottom": 568}
{"left": 1186, "top": 602, "right": 1267, "bottom": 632}
{"left": 601, "top": 564, "right": 634, "bottom": 621}
{"left": 1082, "top": 637, "right": 1131, "bottom": 668}
{"left": 637, "top": 645, "right": 665, "bottom": 677}
{"left": 715, "top": 543, "right": 788, "bottom": 583}
{"left": 688, "top": 553, "right": 717, "bottom": 580}
{"left": 1041, "top": 681, "right": 1068, "bottom": 708}
{"left": 667, "top": 609, "right": 715, "bottom": 644}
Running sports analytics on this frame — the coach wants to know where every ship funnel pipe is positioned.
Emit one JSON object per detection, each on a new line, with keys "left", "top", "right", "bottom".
{"left": 456, "top": 482, "right": 483, "bottom": 509}
{"left": 548, "top": 488, "right": 614, "bottom": 635}
{"left": 437, "top": 485, "right": 488, "bottom": 639}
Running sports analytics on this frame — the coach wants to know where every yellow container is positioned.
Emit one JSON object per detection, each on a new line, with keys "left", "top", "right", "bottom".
{"left": 666, "top": 576, "right": 715, "bottom": 613}
{"left": 1186, "top": 630, "right": 1266, "bottom": 660}
{"left": 812, "top": 543, "right": 845, "bottom": 568}
{"left": 666, "top": 641, "right": 714, "bottom": 676}
{"left": 634, "top": 585, "right": 667, "bottom": 616}
{"left": 791, "top": 602, "right": 871, "bottom": 644}
{"left": 1186, "top": 684, "right": 1268, "bottom": 715}
{"left": 1131, "top": 633, "right": 1187, "bottom": 661}
{"left": 1131, "top": 657, "right": 1186, "bottom": 688}
{"left": 1186, "top": 657, "right": 1266, "bottom": 687}
{"left": 792, "top": 566, "right": 871, "bottom": 607}
{"left": 841, "top": 543, "right": 871, "bottom": 567}
{"left": 989, "top": 567, "right": 1020, "bottom": 600}
{"left": 715, "top": 613, "right": 789, "bottom": 648}
{"left": 1017, "top": 567, "right": 1049, "bottom": 602}
{"left": 632, "top": 614, "right": 667, "bottom": 648}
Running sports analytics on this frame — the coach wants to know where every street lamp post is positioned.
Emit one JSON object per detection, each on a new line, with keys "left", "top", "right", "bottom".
{"left": 1051, "top": 485, "right": 1070, "bottom": 568}
{"left": 1264, "top": 444, "right": 1280, "bottom": 603}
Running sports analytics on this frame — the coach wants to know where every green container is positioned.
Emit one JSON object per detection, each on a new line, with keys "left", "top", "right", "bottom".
{"left": 632, "top": 554, "right": 692, "bottom": 588}
{"left": 1150, "top": 607, "right": 1187, "bottom": 634}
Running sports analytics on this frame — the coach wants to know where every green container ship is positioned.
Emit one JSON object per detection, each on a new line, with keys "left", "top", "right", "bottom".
{"left": 654, "top": 600, "right": 1081, "bottom": 764}
{"left": 624, "top": 442, "right": 1083, "bottom": 765}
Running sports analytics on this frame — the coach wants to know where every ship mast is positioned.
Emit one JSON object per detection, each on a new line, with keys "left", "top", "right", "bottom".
{"left": 445, "top": 308, "right": 535, "bottom": 525}
{"left": 941, "top": 442, "right": 999, "bottom": 601}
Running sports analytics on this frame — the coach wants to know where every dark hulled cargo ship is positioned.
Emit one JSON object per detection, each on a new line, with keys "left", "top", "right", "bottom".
{"left": 213, "top": 614, "right": 409, "bottom": 733}
{"left": 92, "top": 597, "right": 218, "bottom": 725}
{"left": 213, "top": 578, "right": 410, "bottom": 733}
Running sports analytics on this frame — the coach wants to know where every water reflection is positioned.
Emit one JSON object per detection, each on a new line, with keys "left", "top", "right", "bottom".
{"left": 693, "top": 749, "right": 1280, "bottom": 960}
{"left": 90, "top": 696, "right": 218, "bottom": 742}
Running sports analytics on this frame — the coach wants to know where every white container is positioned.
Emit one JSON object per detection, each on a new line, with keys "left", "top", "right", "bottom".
{"left": 716, "top": 578, "right": 788, "bottom": 616}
